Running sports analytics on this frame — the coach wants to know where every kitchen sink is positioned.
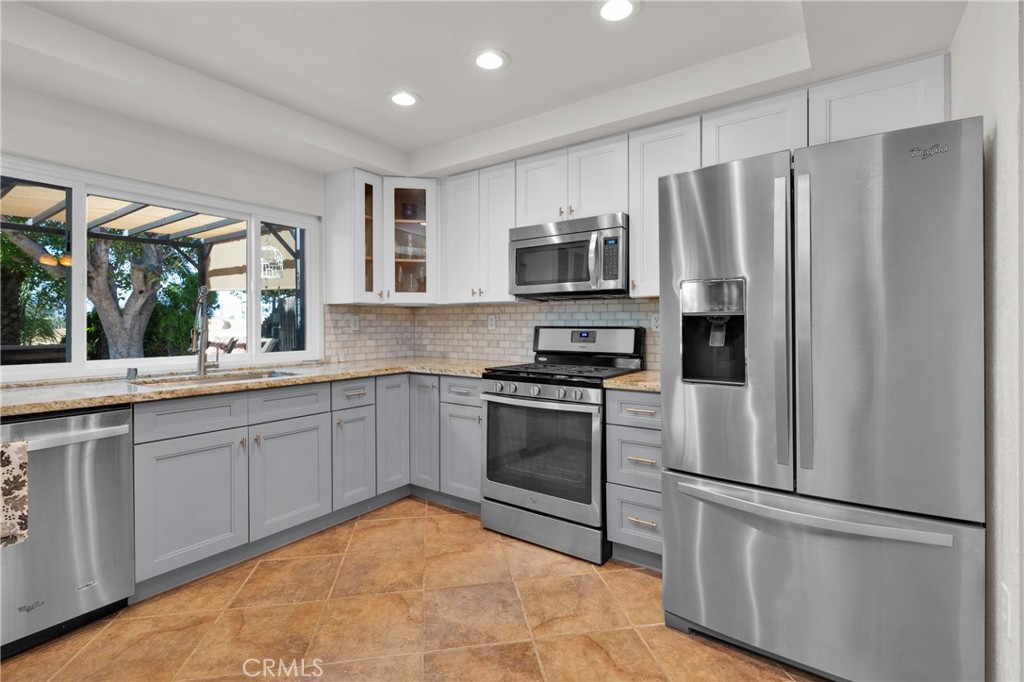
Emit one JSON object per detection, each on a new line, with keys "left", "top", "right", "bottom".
{"left": 130, "top": 370, "right": 297, "bottom": 387}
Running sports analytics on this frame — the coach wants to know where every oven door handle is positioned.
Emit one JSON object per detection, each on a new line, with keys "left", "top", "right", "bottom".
{"left": 481, "top": 393, "right": 602, "bottom": 415}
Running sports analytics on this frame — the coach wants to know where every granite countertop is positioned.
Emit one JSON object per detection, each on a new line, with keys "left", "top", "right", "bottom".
{"left": 604, "top": 370, "right": 660, "bottom": 393}
{"left": 0, "top": 358, "right": 494, "bottom": 417}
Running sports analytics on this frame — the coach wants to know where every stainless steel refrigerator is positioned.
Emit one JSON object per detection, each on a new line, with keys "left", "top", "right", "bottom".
{"left": 658, "top": 117, "right": 985, "bottom": 682}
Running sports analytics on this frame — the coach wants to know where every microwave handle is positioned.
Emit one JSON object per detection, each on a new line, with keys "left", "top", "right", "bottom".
{"left": 589, "top": 232, "right": 599, "bottom": 289}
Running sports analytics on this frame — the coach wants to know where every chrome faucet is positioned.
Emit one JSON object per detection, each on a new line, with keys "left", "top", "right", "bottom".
{"left": 190, "top": 285, "right": 218, "bottom": 375}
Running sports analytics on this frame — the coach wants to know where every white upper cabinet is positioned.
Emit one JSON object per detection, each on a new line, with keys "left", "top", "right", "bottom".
{"left": 441, "top": 163, "right": 516, "bottom": 304}
{"left": 516, "top": 148, "right": 567, "bottom": 226}
{"left": 442, "top": 170, "right": 479, "bottom": 305}
{"left": 809, "top": 55, "right": 948, "bottom": 145}
{"left": 628, "top": 117, "right": 700, "bottom": 298}
{"left": 383, "top": 177, "right": 438, "bottom": 304}
{"left": 477, "top": 162, "right": 516, "bottom": 303}
{"left": 325, "top": 168, "right": 383, "bottom": 304}
{"left": 701, "top": 90, "right": 808, "bottom": 166}
{"left": 516, "top": 134, "right": 628, "bottom": 226}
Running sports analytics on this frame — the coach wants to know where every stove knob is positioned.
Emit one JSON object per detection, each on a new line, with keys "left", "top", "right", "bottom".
{"left": 508, "top": 383, "right": 518, "bottom": 393}
{"left": 556, "top": 388, "right": 567, "bottom": 399}
{"left": 531, "top": 385, "right": 541, "bottom": 396}
{"left": 573, "top": 389, "right": 584, "bottom": 401}
{"left": 494, "top": 382, "right": 504, "bottom": 392}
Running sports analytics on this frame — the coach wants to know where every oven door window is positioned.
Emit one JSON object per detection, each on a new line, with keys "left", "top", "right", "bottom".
{"left": 515, "top": 240, "right": 591, "bottom": 286}
{"left": 486, "top": 400, "right": 593, "bottom": 504}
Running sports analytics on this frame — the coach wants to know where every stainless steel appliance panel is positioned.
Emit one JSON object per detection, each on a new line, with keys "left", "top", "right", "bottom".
{"left": 659, "top": 151, "right": 792, "bottom": 490}
{"left": 1, "top": 410, "right": 134, "bottom": 645}
{"left": 793, "top": 118, "right": 985, "bottom": 522}
{"left": 481, "top": 394, "right": 603, "bottom": 527}
{"left": 662, "top": 471, "right": 984, "bottom": 682}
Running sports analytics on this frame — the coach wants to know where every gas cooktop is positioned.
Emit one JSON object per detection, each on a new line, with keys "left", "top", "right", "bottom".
{"left": 484, "top": 363, "right": 639, "bottom": 380}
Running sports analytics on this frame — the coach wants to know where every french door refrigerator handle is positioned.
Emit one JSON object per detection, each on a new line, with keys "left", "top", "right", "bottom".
{"left": 675, "top": 481, "right": 954, "bottom": 547}
{"left": 773, "top": 176, "right": 791, "bottom": 466}
{"left": 795, "top": 173, "right": 814, "bottom": 470}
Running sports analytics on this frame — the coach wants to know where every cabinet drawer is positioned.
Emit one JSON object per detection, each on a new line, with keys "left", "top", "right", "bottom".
{"left": 606, "top": 425, "right": 662, "bottom": 492}
{"left": 606, "top": 484, "right": 663, "bottom": 554}
{"left": 332, "top": 378, "right": 376, "bottom": 409}
{"left": 606, "top": 390, "right": 662, "bottom": 429}
{"left": 440, "top": 376, "right": 482, "bottom": 407}
{"left": 134, "top": 392, "right": 248, "bottom": 443}
{"left": 248, "top": 383, "right": 330, "bottom": 424}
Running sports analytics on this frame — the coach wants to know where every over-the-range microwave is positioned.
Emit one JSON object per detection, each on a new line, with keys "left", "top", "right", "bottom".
{"left": 508, "top": 213, "right": 628, "bottom": 300}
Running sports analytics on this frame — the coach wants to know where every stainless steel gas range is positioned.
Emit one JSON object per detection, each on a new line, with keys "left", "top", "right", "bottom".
{"left": 480, "top": 326, "right": 644, "bottom": 563}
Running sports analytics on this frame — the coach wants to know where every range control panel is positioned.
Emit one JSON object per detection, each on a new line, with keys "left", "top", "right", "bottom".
{"left": 602, "top": 237, "right": 620, "bottom": 281}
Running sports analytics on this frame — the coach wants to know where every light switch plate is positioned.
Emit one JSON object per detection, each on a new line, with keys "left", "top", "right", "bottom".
{"left": 487, "top": 315, "right": 497, "bottom": 330}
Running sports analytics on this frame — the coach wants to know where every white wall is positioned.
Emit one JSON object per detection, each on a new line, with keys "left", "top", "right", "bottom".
{"left": 1, "top": 83, "right": 324, "bottom": 217}
{"left": 950, "top": 2, "right": 1023, "bottom": 680}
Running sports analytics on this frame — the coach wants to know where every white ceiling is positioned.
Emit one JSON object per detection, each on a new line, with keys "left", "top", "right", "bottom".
{"left": 2, "top": 1, "right": 967, "bottom": 177}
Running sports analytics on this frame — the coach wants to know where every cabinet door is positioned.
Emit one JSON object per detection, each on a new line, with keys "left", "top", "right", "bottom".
{"left": 702, "top": 90, "right": 808, "bottom": 166}
{"left": 333, "top": 406, "right": 376, "bottom": 510}
{"left": 440, "top": 403, "right": 483, "bottom": 503}
{"left": 384, "top": 177, "right": 438, "bottom": 304}
{"left": 135, "top": 428, "right": 248, "bottom": 581}
{"left": 516, "top": 148, "right": 568, "bottom": 226}
{"left": 477, "top": 162, "right": 516, "bottom": 303}
{"left": 442, "top": 171, "right": 480, "bottom": 304}
{"left": 376, "top": 374, "right": 411, "bottom": 493}
{"left": 354, "top": 170, "right": 385, "bottom": 303}
{"left": 249, "top": 413, "right": 332, "bottom": 541}
{"left": 809, "top": 55, "right": 947, "bottom": 145}
{"left": 409, "top": 375, "right": 440, "bottom": 490}
{"left": 628, "top": 119, "right": 700, "bottom": 297}
{"left": 568, "top": 134, "right": 628, "bottom": 220}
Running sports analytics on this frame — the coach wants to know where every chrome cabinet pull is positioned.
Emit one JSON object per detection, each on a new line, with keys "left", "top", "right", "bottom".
{"left": 377, "top": 290, "right": 384, "bottom": 299}
{"left": 625, "top": 407, "right": 657, "bottom": 416}
{"left": 387, "top": 290, "right": 391, "bottom": 299}
{"left": 631, "top": 279, "right": 637, "bottom": 291}
{"left": 254, "top": 434, "right": 262, "bottom": 446}
{"left": 240, "top": 435, "right": 247, "bottom": 448}
{"left": 345, "top": 389, "right": 368, "bottom": 398}
{"left": 336, "top": 418, "right": 343, "bottom": 429}
{"left": 558, "top": 206, "right": 564, "bottom": 217}
{"left": 477, "top": 415, "right": 482, "bottom": 424}
{"left": 627, "top": 516, "right": 658, "bottom": 528}
{"left": 626, "top": 455, "right": 658, "bottom": 466}
{"left": 450, "top": 387, "right": 471, "bottom": 396}
{"left": 568, "top": 205, "right": 575, "bottom": 216}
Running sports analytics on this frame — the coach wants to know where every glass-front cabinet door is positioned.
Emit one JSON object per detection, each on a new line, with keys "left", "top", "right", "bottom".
{"left": 383, "top": 177, "right": 437, "bottom": 303}
{"left": 353, "top": 170, "right": 384, "bottom": 304}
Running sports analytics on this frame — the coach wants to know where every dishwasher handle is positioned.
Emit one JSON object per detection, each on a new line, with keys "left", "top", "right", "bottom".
{"left": 26, "top": 424, "right": 131, "bottom": 452}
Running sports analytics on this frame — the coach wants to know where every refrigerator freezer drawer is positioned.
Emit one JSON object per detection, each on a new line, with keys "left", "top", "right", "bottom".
{"left": 661, "top": 471, "right": 984, "bottom": 682}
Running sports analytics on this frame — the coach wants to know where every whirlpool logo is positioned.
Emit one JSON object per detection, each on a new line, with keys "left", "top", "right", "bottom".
{"left": 910, "top": 143, "right": 949, "bottom": 160}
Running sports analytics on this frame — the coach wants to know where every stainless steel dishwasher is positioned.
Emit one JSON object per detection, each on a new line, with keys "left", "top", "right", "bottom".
{"left": 1, "top": 407, "right": 134, "bottom": 656}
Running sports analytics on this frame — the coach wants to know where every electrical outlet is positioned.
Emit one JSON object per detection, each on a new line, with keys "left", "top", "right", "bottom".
{"left": 650, "top": 314, "right": 661, "bottom": 331}
{"left": 347, "top": 314, "right": 360, "bottom": 331}
{"left": 488, "top": 315, "right": 497, "bottom": 330}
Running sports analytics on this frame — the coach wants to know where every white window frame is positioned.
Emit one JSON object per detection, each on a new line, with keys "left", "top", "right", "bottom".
{"left": 0, "top": 155, "right": 322, "bottom": 382}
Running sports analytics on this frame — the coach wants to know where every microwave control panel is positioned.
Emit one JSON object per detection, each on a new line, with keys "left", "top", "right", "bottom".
{"left": 602, "top": 237, "right": 620, "bottom": 280}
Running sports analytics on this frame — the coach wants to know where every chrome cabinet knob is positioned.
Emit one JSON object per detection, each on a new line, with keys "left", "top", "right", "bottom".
{"left": 531, "top": 385, "right": 541, "bottom": 396}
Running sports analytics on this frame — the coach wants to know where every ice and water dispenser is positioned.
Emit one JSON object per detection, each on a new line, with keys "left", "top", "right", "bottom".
{"left": 680, "top": 279, "right": 746, "bottom": 385}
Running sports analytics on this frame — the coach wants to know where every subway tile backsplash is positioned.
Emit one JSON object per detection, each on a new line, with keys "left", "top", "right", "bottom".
{"left": 325, "top": 300, "right": 661, "bottom": 370}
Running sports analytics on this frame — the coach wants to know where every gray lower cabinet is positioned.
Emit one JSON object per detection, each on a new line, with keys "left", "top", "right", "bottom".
{"left": 439, "top": 402, "right": 483, "bottom": 502}
{"left": 332, "top": 405, "right": 377, "bottom": 509}
{"left": 248, "top": 413, "right": 332, "bottom": 541}
{"left": 376, "top": 374, "right": 411, "bottom": 493}
{"left": 134, "top": 427, "right": 249, "bottom": 581}
{"left": 410, "top": 375, "right": 440, "bottom": 491}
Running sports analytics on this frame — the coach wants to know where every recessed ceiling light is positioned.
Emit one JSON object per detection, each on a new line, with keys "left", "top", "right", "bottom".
{"left": 600, "top": 0, "right": 635, "bottom": 22}
{"left": 389, "top": 91, "right": 420, "bottom": 107}
{"left": 473, "top": 49, "right": 509, "bottom": 71}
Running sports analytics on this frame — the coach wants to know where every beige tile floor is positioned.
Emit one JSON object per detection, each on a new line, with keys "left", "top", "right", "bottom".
{"left": 1, "top": 497, "right": 820, "bottom": 682}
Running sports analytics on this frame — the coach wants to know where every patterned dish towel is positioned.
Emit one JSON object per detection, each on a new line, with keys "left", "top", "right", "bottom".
{"left": 1, "top": 440, "right": 29, "bottom": 548}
